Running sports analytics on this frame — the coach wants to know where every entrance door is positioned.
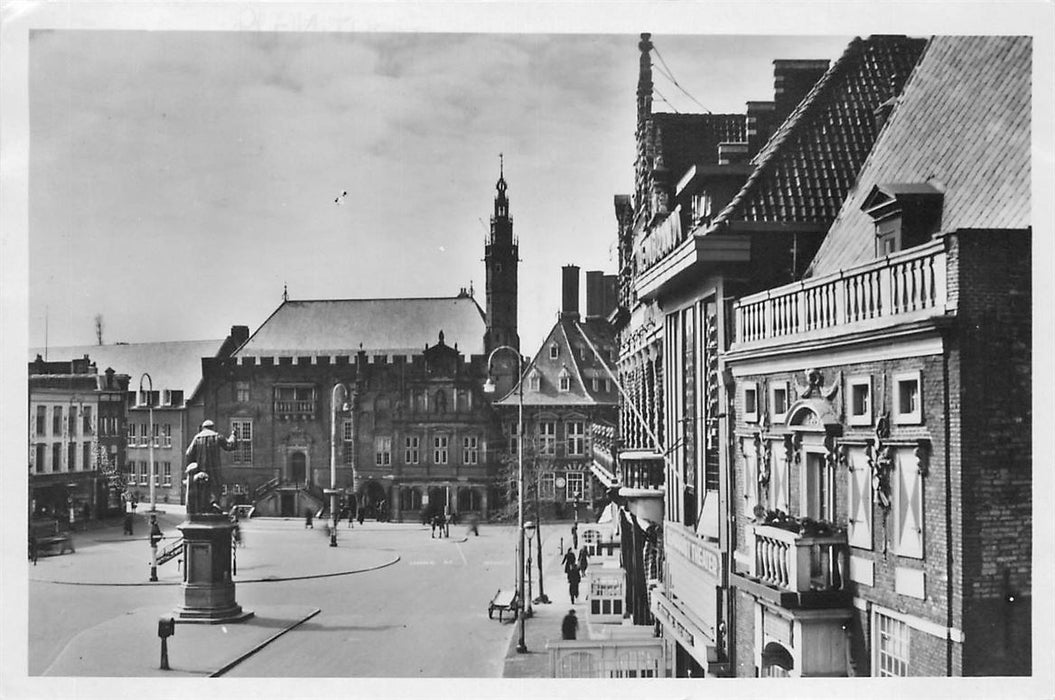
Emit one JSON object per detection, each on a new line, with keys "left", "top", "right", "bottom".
{"left": 280, "top": 492, "right": 295, "bottom": 517}
{"left": 290, "top": 452, "right": 306, "bottom": 485}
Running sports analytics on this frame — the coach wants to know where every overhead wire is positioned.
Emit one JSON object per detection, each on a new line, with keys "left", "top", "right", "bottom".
{"left": 652, "top": 46, "right": 713, "bottom": 114}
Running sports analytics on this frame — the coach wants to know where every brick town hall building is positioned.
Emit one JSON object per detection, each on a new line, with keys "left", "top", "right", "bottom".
{"left": 198, "top": 168, "right": 521, "bottom": 522}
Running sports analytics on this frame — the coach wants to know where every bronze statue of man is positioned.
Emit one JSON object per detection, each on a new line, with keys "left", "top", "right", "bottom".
{"left": 185, "top": 419, "right": 237, "bottom": 516}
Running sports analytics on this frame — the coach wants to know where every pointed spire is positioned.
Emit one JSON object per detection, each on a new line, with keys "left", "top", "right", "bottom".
{"left": 494, "top": 153, "right": 508, "bottom": 217}
{"left": 282, "top": 282, "right": 288, "bottom": 302}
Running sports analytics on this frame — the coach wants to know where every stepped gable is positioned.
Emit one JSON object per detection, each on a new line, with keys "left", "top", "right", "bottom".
{"left": 808, "top": 36, "right": 1031, "bottom": 276}
{"left": 705, "top": 35, "right": 928, "bottom": 231}
{"left": 235, "top": 296, "right": 487, "bottom": 357}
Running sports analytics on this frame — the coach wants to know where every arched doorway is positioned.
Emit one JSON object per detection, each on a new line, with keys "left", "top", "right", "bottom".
{"left": 290, "top": 452, "right": 307, "bottom": 485}
{"left": 360, "top": 480, "right": 388, "bottom": 521}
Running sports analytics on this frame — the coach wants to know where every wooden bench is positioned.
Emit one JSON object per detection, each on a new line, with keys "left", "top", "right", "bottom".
{"left": 488, "top": 589, "right": 519, "bottom": 622}
{"left": 30, "top": 519, "right": 74, "bottom": 558}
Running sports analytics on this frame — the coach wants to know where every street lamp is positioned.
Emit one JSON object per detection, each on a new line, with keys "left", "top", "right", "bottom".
{"left": 329, "top": 383, "right": 350, "bottom": 548}
{"left": 524, "top": 520, "right": 536, "bottom": 617}
{"left": 139, "top": 373, "right": 155, "bottom": 513}
{"left": 482, "top": 345, "right": 527, "bottom": 654}
{"left": 572, "top": 491, "right": 580, "bottom": 550}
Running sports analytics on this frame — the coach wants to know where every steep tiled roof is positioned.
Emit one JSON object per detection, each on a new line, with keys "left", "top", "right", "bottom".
{"left": 808, "top": 36, "right": 1031, "bottom": 275}
{"left": 706, "top": 35, "right": 928, "bottom": 231}
{"left": 30, "top": 340, "right": 225, "bottom": 395}
{"left": 652, "top": 113, "right": 746, "bottom": 187}
{"left": 235, "top": 297, "right": 486, "bottom": 357}
{"left": 496, "top": 317, "right": 618, "bottom": 408}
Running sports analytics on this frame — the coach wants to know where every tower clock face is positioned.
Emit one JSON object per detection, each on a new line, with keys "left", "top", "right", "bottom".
{"left": 555, "top": 477, "right": 566, "bottom": 489}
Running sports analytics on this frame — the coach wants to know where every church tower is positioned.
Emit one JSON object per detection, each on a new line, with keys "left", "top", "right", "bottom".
{"left": 484, "top": 156, "right": 519, "bottom": 353}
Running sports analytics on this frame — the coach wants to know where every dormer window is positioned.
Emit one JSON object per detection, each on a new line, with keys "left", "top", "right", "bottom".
{"left": 549, "top": 343, "right": 559, "bottom": 360}
{"left": 558, "top": 367, "right": 571, "bottom": 393}
{"left": 862, "top": 183, "right": 944, "bottom": 257}
{"left": 529, "top": 369, "right": 541, "bottom": 392}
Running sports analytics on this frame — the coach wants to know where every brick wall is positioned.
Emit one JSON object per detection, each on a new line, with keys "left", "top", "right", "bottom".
{"left": 950, "top": 228, "right": 1032, "bottom": 675}
{"left": 734, "top": 591, "right": 756, "bottom": 677}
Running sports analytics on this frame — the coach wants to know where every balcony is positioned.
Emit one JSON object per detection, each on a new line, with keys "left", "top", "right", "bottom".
{"left": 732, "top": 238, "right": 948, "bottom": 349}
{"left": 735, "top": 522, "right": 850, "bottom": 609}
{"left": 274, "top": 400, "right": 316, "bottom": 419}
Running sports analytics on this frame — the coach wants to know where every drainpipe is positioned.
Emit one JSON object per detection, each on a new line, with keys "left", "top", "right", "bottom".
{"left": 943, "top": 335, "right": 953, "bottom": 676}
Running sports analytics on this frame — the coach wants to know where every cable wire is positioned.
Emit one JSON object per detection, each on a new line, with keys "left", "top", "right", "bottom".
{"left": 652, "top": 46, "right": 712, "bottom": 114}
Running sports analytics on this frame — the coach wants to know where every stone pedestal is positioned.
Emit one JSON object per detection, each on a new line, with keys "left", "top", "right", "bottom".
{"left": 173, "top": 515, "right": 253, "bottom": 624}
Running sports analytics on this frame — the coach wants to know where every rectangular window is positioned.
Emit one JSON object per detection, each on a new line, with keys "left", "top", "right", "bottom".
{"left": 139, "top": 423, "right": 149, "bottom": 447}
{"left": 873, "top": 611, "right": 910, "bottom": 676}
{"left": 462, "top": 435, "right": 479, "bottom": 465}
{"left": 36, "top": 406, "right": 47, "bottom": 436}
{"left": 236, "top": 381, "right": 250, "bottom": 403}
{"left": 274, "top": 385, "right": 316, "bottom": 415}
{"left": 803, "top": 450, "right": 833, "bottom": 521}
{"left": 82, "top": 405, "right": 93, "bottom": 434}
{"left": 67, "top": 442, "right": 77, "bottom": 471}
{"left": 603, "top": 378, "right": 611, "bottom": 393}
{"left": 140, "top": 460, "right": 149, "bottom": 485}
{"left": 893, "top": 371, "right": 922, "bottom": 424}
{"left": 529, "top": 374, "right": 541, "bottom": 391}
{"left": 343, "top": 420, "right": 354, "bottom": 466}
{"left": 566, "top": 472, "right": 585, "bottom": 501}
{"left": 550, "top": 344, "right": 559, "bottom": 359}
{"left": 566, "top": 421, "right": 585, "bottom": 456}
{"left": 52, "top": 443, "right": 61, "bottom": 472}
{"left": 68, "top": 409, "right": 78, "bottom": 437}
{"left": 83, "top": 442, "right": 92, "bottom": 472}
{"left": 163, "top": 462, "right": 172, "bottom": 486}
{"left": 848, "top": 376, "right": 873, "bottom": 427}
{"left": 770, "top": 382, "right": 789, "bottom": 423}
{"left": 743, "top": 382, "right": 758, "bottom": 423}
{"left": 163, "top": 424, "right": 172, "bottom": 448}
{"left": 540, "top": 472, "right": 555, "bottom": 499}
{"left": 508, "top": 422, "right": 520, "bottom": 454}
{"left": 36, "top": 444, "right": 46, "bottom": 473}
{"left": 375, "top": 436, "right": 392, "bottom": 466}
{"left": 232, "top": 419, "right": 253, "bottom": 464}
{"left": 53, "top": 406, "right": 63, "bottom": 435}
{"left": 404, "top": 435, "right": 419, "bottom": 464}
{"left": 559, "top": 374, "right": 571, "bottom": 392}
{"left": 433, "top": 436, "right": 448, "bottom": 465}
{"left": 153, "top": 423, "right": 161, "bottom": 448}
{"left": 538, "top": 422, "right": 556, "bottom": 455}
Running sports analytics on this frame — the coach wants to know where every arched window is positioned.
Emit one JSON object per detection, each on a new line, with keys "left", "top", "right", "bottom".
{"left": 761, "top": 642, "right": 794, "bottom": 677}
{"left": 529, "top": 370, "right": 542, "bottom": 392}
{"left": 559, "top": 367, "right": 572, "bottom": 392}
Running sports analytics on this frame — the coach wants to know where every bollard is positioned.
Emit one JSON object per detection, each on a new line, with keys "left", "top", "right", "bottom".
{"left": 559, "top": 536, "right": 563, "bottom": 555}
{"left": 158, "top": 617, "right": 175, "bottom": 670}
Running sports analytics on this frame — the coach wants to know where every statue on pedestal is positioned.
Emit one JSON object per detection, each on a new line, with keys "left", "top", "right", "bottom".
{"left": 185, "top": 419, "right": 237, "bottom": 516}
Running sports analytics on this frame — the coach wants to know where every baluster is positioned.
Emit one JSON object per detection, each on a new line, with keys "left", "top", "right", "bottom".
{"left": 778, "top": 541, "right": 790, "bottom": 588}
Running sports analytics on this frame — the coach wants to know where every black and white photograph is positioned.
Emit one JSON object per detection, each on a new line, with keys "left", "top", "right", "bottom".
{"left": 1, "top": 2, "right": 1051, "bottom": 698}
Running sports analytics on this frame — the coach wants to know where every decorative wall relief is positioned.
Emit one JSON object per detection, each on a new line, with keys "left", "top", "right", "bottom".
{"left": 754, "top": 413, "right": 771, "bottom": 491}
{"left": 794, "top": 368, "right": 842, "bottom": 401}
{"left": 866, "top": 415, "right": 894, "bottom": 510}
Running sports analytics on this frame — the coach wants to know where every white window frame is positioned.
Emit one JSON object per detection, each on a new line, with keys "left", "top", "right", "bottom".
{"left": 743, "top": 381, "right": 759, "bottom": 423}
{"left": 769, "top": 381, "right": 789, "bottom": 424}
{"left": 892, "top": 447, "right": 925, "bottom": 559}
{"left": 566, "top": 421, "right": 586, "bottom": 456}
{"left": 163, "top": 423, "right": 172, "bottom": 448}
{"left": 404, "top": 435, "right": 420, "bottom": 464}
{"left": 848, "top": 375, "right": 873, "bottom": 427}
{"left": 540, "top": 472, "right": 555, "bottom": 499}
{"left": 846, "top": 446, "right": 873, "bottom": 549}
{"left": 559, "top": 370, "right": 571, "bottom": 393}
{"left": 462, "top": 435, "right": 479, "bottom": 465}
{"left": 801, "top": 444, "right": 834, "bottom": 522}
{"left": 529, "top": 370, "right": 541, "bottom": 392}
{"left": 872, "top": 608, "right": 910, "bottom": 676}
{"left": 549, "top": 343, "right": 559, "bottom": 359}
{"left": 375, "top": 436, "right": 392, "bottom": 466}
{"left": 236, "top": 381, "right": 250, "bottom": 403}
{"left": 566, "top": 471, "right": 585, "bottom": 501}
{"left": 433, "top": 435, "right": 448, "bottom": 465}
{"left": 538, "top": 421, "right": 557, "bottom": 456}
{"left": 163, "top": 461, "right": 172, "bottom": 487}
{"left": 232, "top": 419, "right": 253, "bottom": 464}
{"left": 892, "top": 370, "right": 922, "bottom": 425}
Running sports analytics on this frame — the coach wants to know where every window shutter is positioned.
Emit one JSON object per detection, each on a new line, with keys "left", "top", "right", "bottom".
{"left": 770, "top": 448, "right": 789, "bottom": 513}
{"left": 847, "top": 447, "right": 872, "bottom": 549}
{"left": 743, "top": 448, "right": 757, "bottom": 515}
{"left": 896, "top": 449, "right": 924, "bottom": 558}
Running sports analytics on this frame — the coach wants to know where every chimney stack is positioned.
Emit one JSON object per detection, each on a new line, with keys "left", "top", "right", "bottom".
{"left": 585, "top": 271, "right": 604, "bottom": 318}
{"left": 561, "top": 265, "right": 580, "bottom": 320}
{"left": 772, "top": 59, "right": 830, "bottom": 123}
{"left": 746, "top": 100, "right": 777, "bottom": 157}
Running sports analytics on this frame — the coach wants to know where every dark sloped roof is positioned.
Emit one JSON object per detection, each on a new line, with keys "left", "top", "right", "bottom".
{"left": 30, "top": 339, "right": 226, "bottom": 394}
{"left": 235, "top": 297, "right": 486, "bottom": 357}
{"left": 652, "top": 113, "right": 746, "bottom": 188}
{"left": 496, "top": 317, "right": 618, "bottom": 408}
{"left": 809, "top": 36, "right": 1031, "bottom": 275}
{"left": 706, "top": 35, "right": 928, "bottom": 230}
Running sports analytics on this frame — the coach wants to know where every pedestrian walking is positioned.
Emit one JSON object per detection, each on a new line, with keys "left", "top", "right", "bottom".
{"left": 304, "top": 508, "right": 314, "bottom": 529}
{"left": 149, "top": 515, "right": 163, "bottom": 547}
{"left": 561, "top": 609, "right": 579, "bottom": 640}
{"left": 467, "top": 514, "right": 479, "bottom": 537}
{"left": 562, "top": 547, "right": 577, "bottom": 575}
{"left": 567, "top": 564, "right": 582, "bottom": 604}
{"left": 123, "top": 494, "right": 135, "bottom": 535}
{"left": 578, "top": 547, "right": 589, "bottom": 577}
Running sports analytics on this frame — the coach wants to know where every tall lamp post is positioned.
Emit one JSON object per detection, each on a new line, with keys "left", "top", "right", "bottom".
{"left": 329, "top": 383, "right": 349, "bottom": 547}
{"left": 139, "top": 373, "right": 155, "bottom": 513}
{"left": 482, "top": 345, "right": 527, "bottom": 654}
{"left": 524, "top": 521, "right": 535, "bottom": 617}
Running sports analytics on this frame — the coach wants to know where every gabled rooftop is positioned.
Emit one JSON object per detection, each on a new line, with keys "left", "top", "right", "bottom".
{"left": 808, "top": 35, "right": 1031, "bottom": 275}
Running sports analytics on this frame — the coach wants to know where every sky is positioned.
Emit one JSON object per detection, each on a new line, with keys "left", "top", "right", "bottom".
{"left": 26, "top": 28, "right": 856, "bottom": 353}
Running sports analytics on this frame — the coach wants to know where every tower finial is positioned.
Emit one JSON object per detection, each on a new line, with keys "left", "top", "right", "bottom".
{"left": 500, "top": 152, "right": 504, "bottom": 179}
{"left": 283, "top": 282, "right": 288, "bottom": 302}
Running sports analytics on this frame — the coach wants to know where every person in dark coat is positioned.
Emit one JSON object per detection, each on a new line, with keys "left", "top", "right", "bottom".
{"left": 578, "top": 547, "right": 589, "bottom": 577}
{"left": 304, "top": 508, "right": 314, "bottom": 529}
{"left": 562, "top": 547, "right": 577, "bottom": 575}
{"left": 567, "top": 565, "right": 582, "bottom": 604}
{"left": 561, "top": 610, "right": 579, "bottom": 640}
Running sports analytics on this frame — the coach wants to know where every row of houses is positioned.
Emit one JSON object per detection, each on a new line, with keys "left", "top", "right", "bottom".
{"left": 593, "top": 33, "right": 1030, "bottom": 678}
